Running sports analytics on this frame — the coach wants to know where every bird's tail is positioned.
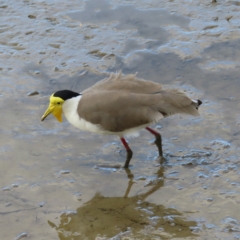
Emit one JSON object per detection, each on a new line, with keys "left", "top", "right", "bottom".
{"left": 191, "top": 99, "right": 202, "bottom": 110}
{"left": 156, "top": 88, "right": 202, "bottom": 117}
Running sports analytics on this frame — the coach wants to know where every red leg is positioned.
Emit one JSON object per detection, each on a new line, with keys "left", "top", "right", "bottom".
{"left": 120, "top": 138, "right": 133, "bottom": 168}
{"left": 146, "top": 127, "right": 163, "bottom": 157}
{"left": 146, "top": 127, "right": 160, "bottom": 137}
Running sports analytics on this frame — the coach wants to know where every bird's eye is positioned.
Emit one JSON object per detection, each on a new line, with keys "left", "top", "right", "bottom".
{"left": 57, "top": 102, "right": 61, "bottom": 105}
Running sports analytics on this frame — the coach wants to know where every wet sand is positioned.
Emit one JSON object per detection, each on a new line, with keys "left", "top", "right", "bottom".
{"left": 1, "top": 0, "right": 240, "bottom": 239}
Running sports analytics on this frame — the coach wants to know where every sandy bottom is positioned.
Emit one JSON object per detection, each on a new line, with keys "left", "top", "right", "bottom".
{"left": 1, "top": 0, "right": 240, "bottom": 239}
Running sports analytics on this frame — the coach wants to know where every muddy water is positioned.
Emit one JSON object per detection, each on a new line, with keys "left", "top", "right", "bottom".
{"left": 1, "top": 0, "right": 240, "bottom": 239}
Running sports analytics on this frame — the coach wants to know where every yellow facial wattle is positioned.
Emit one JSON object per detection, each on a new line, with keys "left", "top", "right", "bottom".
{"left": 41, "top": 95, "right": 64, "bottom": 122}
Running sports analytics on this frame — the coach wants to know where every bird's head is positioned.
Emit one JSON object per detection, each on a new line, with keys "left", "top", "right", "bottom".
{"left": 41, "top": 90, "right": 80, "bottom": 122}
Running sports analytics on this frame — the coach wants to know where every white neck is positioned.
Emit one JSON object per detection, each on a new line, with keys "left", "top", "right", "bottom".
{"left": 62, "top": 95, "right": 105, "bottom": 134}
{"left": 62, "top": 95, "right": 82, "bottom": 125}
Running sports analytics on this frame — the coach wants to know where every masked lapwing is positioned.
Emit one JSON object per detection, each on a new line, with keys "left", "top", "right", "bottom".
{"left": 41, "top": 72, "right": 202, "bottom": 168}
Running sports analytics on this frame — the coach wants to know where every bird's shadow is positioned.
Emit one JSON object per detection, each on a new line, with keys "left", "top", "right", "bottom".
{"left": 48, "top": 166, "right": 198, "bottom": 239}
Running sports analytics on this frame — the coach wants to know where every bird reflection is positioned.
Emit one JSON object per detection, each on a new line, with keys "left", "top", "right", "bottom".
{"left": 48, "top": 166, "right": 197, "bottom": 240}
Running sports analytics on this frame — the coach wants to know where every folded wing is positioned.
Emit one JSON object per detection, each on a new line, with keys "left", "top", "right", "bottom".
{"left": 78, "top": 88, "right": 200, "bottom": 133}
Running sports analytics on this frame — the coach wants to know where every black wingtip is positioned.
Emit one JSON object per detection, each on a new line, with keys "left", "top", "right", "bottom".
{"left": 198, "top": 99, "right": 202, "bottom": 106}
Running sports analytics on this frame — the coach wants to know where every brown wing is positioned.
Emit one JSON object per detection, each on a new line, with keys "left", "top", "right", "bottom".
{"left": 82, "top": 72, "right": 163, "bottom": 94}
{"left": 78, "top": 89, "right": 199, "bottom": 133}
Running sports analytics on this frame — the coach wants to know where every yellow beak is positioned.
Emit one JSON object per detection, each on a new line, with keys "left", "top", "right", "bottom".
{"left": 41, "top": 103, "right": 62, "bottom": 122}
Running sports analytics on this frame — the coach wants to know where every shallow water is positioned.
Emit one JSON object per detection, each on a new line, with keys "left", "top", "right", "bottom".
{"left": 1, "top": 0, "right": 240, "bottom": 239}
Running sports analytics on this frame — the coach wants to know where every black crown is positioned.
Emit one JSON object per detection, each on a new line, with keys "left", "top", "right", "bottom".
{"left": 53, "top": 90, "right": 80, "bottom": 100}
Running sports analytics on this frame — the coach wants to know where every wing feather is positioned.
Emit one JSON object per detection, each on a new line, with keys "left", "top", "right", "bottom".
{"left": 82, "top": 72, "right": 163, "bottom": 94}
{"left": 78, "top": 88, "right": 199, "bottom": 133}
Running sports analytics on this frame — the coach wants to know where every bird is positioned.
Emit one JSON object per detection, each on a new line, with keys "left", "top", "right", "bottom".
{"left": 41, "top": 72, "right": 202, "bottom": 168}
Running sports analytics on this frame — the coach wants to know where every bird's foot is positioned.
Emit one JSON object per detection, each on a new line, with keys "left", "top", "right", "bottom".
{"left": 123, "top": 164, "right": 131, "bottom": 169}
{"left": 159, "top": 155, "right": 167, "bottom": 164}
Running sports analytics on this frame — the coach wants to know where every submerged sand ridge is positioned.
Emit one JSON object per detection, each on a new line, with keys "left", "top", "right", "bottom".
{"left": 1, "top": 0, "right": 240, "bottom": 239}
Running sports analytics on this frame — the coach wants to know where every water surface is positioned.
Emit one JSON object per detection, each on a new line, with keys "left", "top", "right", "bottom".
{"left": 1, "top": 0, "right": 240, "bottom": 239}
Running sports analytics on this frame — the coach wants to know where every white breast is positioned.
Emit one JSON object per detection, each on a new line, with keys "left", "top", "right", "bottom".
{"left": 62, "top": 96, "right": 105, "bottom": 134}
